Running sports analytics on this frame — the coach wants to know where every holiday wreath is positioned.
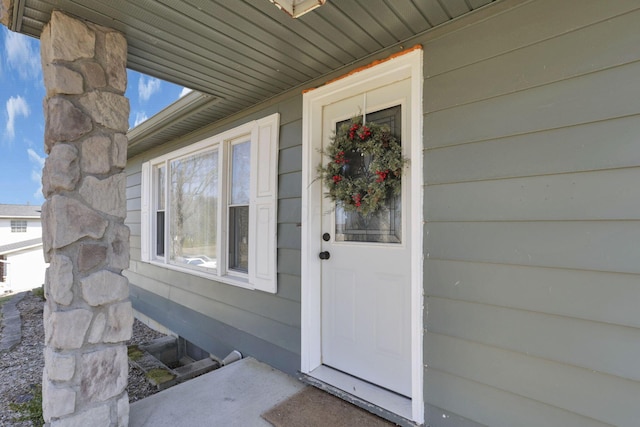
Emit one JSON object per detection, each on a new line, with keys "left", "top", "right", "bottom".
{"left": 318, "top": 117, "right": 407, "bottom": 216}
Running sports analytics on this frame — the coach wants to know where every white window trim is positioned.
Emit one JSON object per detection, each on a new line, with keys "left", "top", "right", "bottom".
{"left": 141, "top": 113, "right": 279, "bottom": 293}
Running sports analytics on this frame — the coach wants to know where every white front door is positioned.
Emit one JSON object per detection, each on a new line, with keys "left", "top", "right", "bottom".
{"left": 302, "top": 48, "right": 423, "bottom": 423}
{"left": 319, "top": 78, "right": 412, "bottom": 397}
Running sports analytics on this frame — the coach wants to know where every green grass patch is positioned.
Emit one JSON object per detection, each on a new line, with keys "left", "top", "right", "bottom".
{"left": 0, "top": 294, "right": 12, "bottom": 306}
{"left": 146, "top": 368, "right": 176, "bottom": 384}
{"left": 127, "top": 344, "right": 144, "bottom": 361}
{"left": 9, "top": 384, "right": 43, "bottom": 426}
{"left": 31, "top": 286, "right": 45, "bottom": 300}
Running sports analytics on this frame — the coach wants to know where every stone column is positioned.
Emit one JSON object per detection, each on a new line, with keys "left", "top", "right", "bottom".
{"left": 40, "top": 11, "right": 132, "bottom": 427}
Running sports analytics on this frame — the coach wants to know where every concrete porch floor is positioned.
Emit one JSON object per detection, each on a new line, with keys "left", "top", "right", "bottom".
{"left": 129, "top": 357, "right": 305, "bottom": 427}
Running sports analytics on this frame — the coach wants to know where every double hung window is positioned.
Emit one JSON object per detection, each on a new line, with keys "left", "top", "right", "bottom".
{"left": 141, "top": 113, "right": 279, "bottom": 293}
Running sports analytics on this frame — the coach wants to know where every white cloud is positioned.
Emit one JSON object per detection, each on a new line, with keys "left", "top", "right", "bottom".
{"left": 27, "top": 148, "right": 45, "bottom": 200}
{"left": 179, "top": 87, "right": 192, "bottom": 98}
{"left": 134, "top": 111, "right": 148, "bottom": 127}
{"left": 138, "top": 76, "right": 161, "bottom": 102}
{"left": 5, "top": 96, "right": 30, "bottom": 139}
{"left": 4, "top": 29, "right": 41, "bottom": 80}
{"left": 27, "top": 148, "right": 45, "bottom": 167}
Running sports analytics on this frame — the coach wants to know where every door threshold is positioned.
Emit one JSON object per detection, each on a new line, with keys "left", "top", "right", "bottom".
{"left": 300, "top": 365, "right": 419, "bottom": 427}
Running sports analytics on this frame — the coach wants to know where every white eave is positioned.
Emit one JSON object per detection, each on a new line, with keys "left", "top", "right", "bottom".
{"left": 127, "top": 90, "right": 220, "bottom": 157}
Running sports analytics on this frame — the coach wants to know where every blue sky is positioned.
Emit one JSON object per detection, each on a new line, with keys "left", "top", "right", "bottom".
{"left": 0, "top": 27, "right": 189, "bottom": 206}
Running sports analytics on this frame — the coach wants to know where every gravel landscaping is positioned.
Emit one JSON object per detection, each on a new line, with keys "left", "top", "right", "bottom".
{"left": 0, "top": 291, "right": 166, "bottom": 426}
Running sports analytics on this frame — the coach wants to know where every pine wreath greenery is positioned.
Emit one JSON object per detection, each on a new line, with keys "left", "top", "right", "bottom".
{"left": 317, "top": 117, "right": 407, "bottom": 216}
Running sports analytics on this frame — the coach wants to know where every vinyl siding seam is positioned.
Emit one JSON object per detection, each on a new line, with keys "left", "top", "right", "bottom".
{"left": 425, "top": 218, "right": 640, "bottom": 223}
{"left": 425, "top": 251, "right": 640, "bottom": 276}
{"left": 425, "top": 287, "right": 640, "bottom": 329}
{"left": 425, "top": 164, "right": 640, "bottom": 186}
{"left": 422, "top": 111, "right": 640, "bottom": 150}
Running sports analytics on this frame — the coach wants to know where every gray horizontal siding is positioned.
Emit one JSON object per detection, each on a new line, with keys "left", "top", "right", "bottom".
{"left": 427, "top": 332, "right": 640, "bottom": 426}
{"left": 424, "top": 369, "right": 612, "bottom": 427}
{"left": 124, "top": 97, "right": 302, "bottom": 369}
{"left": 426, "top": 169, "right": 640, "bottom": 221}
{"left": 422, "top": 1, "right": 640, "bottom": 426}
{"left": 426, "top": 8, "right": 640, "bottom": 112}
{"left": 427, "top": 221, "right": 640, "bottom": 274}
{"left": 425, "top": 115, "right": 640, "bottom": 184}
{"left": 426, "top": 260, "right": 640, "bottom": 329}
{"left": 129, "top": 284, "right": 300, "bottom": 375}
{"left": 428, "top": 297, "right": 640, "bottom": 382}
{"left": 426, "top": 59, "right": 640, "bottom": 148}
{"left": 424, "top": 0, "right": 640, "bottom": 77}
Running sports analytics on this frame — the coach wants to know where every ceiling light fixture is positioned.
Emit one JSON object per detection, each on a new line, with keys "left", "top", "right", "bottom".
{"left": 268, "top": 0, "right": 327, "bottom": 18}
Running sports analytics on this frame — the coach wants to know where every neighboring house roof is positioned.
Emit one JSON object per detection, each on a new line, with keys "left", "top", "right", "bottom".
{"left": 0, "top": 204, "right": 41, "bottom": 219}
{"left": 8, "top": 0, "right": 497, "bottom": 156}
{"left": 0, "top": 238, "right": 43, "bottom": 256}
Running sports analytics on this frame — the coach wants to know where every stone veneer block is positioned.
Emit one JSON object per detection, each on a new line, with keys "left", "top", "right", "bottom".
{"left": 81, "top": 135, "right": 112, "bottom": 174}
{"left": 78, "top": 91, "right": 129, "bottom": 132}
{"left": 44, "top": 97, "right": 93, "bottom": 153}
{"left": 47, "top": 254, "right": 74, "bottom": 306}
{"left": 43, "top": 374, "right": 76, "bottom": 421}
{"left": 109, "top": 224, "right": 130, "bottom": 270}
{"left": 44, "top": 306, "right": 92, "bottom": 350}
{"left": 43, "top": 64, "right": 84, "bottom": 97}
{"left": 103, "top": 301, "right": 133, "bottom": 342}
{"left": 79, "top": 174, "right": 126, "bottom": 218}
{"left": 50, "top": 404, "right": 111, "bottom": 427}
{"left": 42, "top": 143, "right": 80, "bottom": 197}
{"left": 0, "top": 0, "right": 12, "bottom": 28}
{"left": 78, "top": 243, "right": 108, "bottom": 272}
{"left": 104, "top": 32, "right": 127, "bottom": 93}
{"left": 112, "top": 133, "right": 128, "bottom": 169}
{"left": 43, "top": 195, "right": 109, "bottom": 253}
{"left": 44, "top": 348, "right": 76, "bottom": 382}
{"left": 79, "top": 61, "right": 106, "bottom": 89}
{"left": 79, "top": 346, "right": 127, "bottom": 403}
{"left": 42, "top": 11, "right": 95, "bottom": 63}
{"left": 80, "top": 270, "right": 129, "bottom": 306}
{"left": 88, "top": 312, "right": 106, "bottom": 344}
{"left": 117, "top": 393, "right": 129, "bottom": 427}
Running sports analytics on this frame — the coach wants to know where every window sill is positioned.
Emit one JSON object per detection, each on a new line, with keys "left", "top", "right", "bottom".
{"left": 146, "top": 260, "right": 254, "bottom": 291}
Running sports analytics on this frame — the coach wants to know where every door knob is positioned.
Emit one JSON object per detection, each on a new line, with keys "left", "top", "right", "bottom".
{"left": 319, "top": 251, "right": 331, "bottom": 260}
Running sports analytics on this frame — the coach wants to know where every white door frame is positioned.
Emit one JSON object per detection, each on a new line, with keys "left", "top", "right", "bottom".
{"left": 301, "top": 48, "right": 424, "bottom": 424}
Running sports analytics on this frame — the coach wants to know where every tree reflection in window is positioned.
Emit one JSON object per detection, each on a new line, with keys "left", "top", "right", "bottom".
{"left": 169, "top": 149, "right": 219, "bottom": 269}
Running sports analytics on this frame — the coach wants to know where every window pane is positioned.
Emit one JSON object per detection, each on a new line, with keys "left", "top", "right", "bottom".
{"left": 157, "top": 165, "right": 165, "bottom": 209}
{"left": 229, "top": 206, "right": 249, "bottom": 273}
{"left": 155, "top": 165, "right": 166, "bottom": 257}
{"left": 231, "top": 141, "right": 250, "bottom": 205}
{"left": 156, "top": 211, "right": 165, "bottom": 257}
{"left": 169, "top": 149, "right": 218, "bottom": 270}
